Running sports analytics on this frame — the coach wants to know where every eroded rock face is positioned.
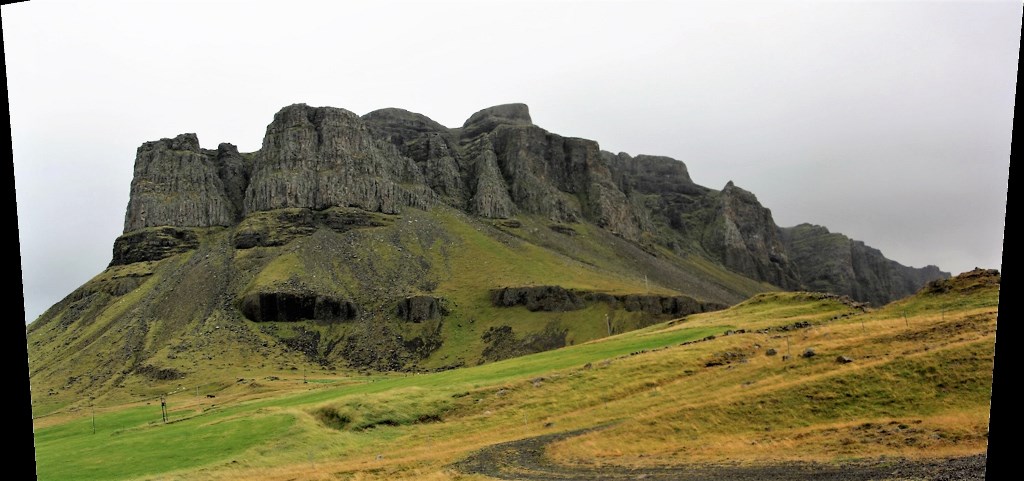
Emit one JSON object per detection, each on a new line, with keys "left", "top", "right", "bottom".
{"left": 491, "top": 286, "right": 588, "bottom": 312}
{"left": 606, "top": 153, "right": 698, "bottom": 194}
{"left": 114, "top": 105, "right": 726, "bottom": 253}
{"left": 703, "top": 182, "right": 801, "bottom": 289}
{"left": 244, "top": 104, "right": 436, "bottom": 216}
{"left": 123, "top": 134, "right": 248, "bottom": 232}
{"left": 469, "top": 145, "right": 516, "bottom": 218}
{"left": 215, "top": 143, "right": 250, "bottom": 220}
{"left": 110, "top": 226, "right": 200, "bottom": 266}
{"left": 119, "top": 103, "right": 945, "bottom": 304}
{"left": 616, "top": 294, "right": 723, "bottom": 316}
{"left": 232, "top": 207, "right": 390, "bottom": 249}
{"left": 780, "top": 223, "right": 950, "bottom": 305}
{"left": 475, "top": 122, "right": 651, "bottom": 239}
{"left": 480, "top": 322, "right": 567, "bottom": 363}
{"left": 919, "top": 268, "right": 999, "bottom": 294}
{"left": 395, "top": 296, "right": 448, "bottom": 322}
{"left": 490, "top": 286, "right": 727, "bottom": 316}
{"left": 461, "top": 103, "right": 533, "bottom": 139}
{"left": 239, "top": 291, "right": 358, "bottom": 323}
{"left": 363, "top": 108, "right": 468, "bottom": 208}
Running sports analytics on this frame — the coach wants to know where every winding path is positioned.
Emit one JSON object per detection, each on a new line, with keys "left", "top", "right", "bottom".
{"left": 452, "top": 428, "right": 986, "bottom": 481}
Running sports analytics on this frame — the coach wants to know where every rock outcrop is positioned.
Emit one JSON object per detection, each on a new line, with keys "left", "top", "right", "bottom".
{"left": 116, "top": 103, "right": 946, "bottom": 304}
{"left": 703, "top": 182, "right": 800, "bottom": 289}
{"left": 123, "top": 134, "right": 247, "bottom": 231}
{"left": 29, "top": 102, "right": 965, "bottom": 402}
{"left": 780, "top": 223, "right": 949, "bottom": 305}
{"left": 110, "top": 226, "right": 200, "bottom": 266}
{"left": 395, "top": 296, "right": 448, "bottom": 322}
{"left": 491, "top": 286, "right": 588, "bottom": 312}
{"left": 490, "top": 286, "right": 727, "bottom": 317}
{"left": 460, "top": 103, "right": 533, "bottom": 139}
{"left": 363, "top": 108, "right": 467, "bottom": 207}
{"left": 232, "top": 207, "right": 391, "bottom": 249}
{"left": 918, "top": 268, "right": 999, "bottom": 294}
{"left": 244, "top": 104, "right": 435, "bottom": 215}
{"left": 239, "top": 291, "right": 359, "bottom": 323}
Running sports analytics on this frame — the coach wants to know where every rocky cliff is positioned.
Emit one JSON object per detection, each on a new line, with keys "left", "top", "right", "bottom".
{"left": 702, "top": 182, "right": 801, "bottom": 290}
{"left": 118, "top": 102, "right": 946, "bottom": 305}
{"left": 29, "top": 102, "right": 957, "bottom": 407}
{"left": 780, "top": 223, "right": 949, "bottom": 306}
{"left": 123, "top": 134, "right": 248, "bottom": 231}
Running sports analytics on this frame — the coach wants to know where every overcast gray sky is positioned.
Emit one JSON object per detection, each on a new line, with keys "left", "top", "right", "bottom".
{"left": 5, "top": 0, "right": 1018, "bottom": 324}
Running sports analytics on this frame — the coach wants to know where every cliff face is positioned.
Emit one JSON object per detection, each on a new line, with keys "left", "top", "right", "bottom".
{"left": 117, "top": 102, "right": 946, "bottom": 304}
{"left": 123, "top": 134, "right": 248, "bottom": 231}
{"left": 780, "top": 223, "right": 949, "bottom": 306}
{"left": 703, "top": 182, "right": 801, "bottom": 290}
{"left": 245, "top": 104, "right": 435, "bottom": 215}
{"left": 29, "top": 102, "right": 960, "bottom": 404}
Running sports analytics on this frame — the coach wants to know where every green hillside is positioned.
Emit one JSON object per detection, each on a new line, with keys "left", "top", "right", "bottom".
{"left": 30, "top": 269, "right": 997, "bottom": 480}
{"left": 28, "top": 205, "right": 770, "bottom": 414}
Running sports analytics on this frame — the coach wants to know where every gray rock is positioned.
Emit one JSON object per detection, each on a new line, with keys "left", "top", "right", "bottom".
{"left": 802, "top": 348, "right": 816, "bottom": 358}
{"left": 116, "top": 102, "right": 944, "bottom": 307}
{"left": 215, "top": 143, "right": 250, "bottom": 221}
{"left": 702, "top": 182, "right": 801, "bottom": 289}
{"left": 110, "top": 226, "right": 200, "bottom": 265}
{"left": 548, "top": 224, "right": 577, "bottom": 236}
{"left": 362, "top": 109, "right": 467, "bottom": 207}
{"left": 239, "top": 290, "right": 358, "bottom": 323}
{"left": 123, "top": 134, "right": 243, "bottom": 232}
{"left": 362, "top": 107, "right": 449, "bottom": 140}
{"left": 244, "top": 104, "right": 434, "bottom": 216}
{"left": 779, "top": 223, "right": 950, "bottom": 305}
{"left": 469, "top": 145, "right": 516, "bottom": 218}
{"left": 461, "top": 103, "right": 533, "bottom": 139}
{"left": 395, "top": 296, "right": 448, "bottom": 323}
{"left": 491, "top": 286, "right": 586, "bottom": 312}
{"left": 232, "top": 207, "right": 389, "bottom": 249}
{"left": 836, "top": 355, "right": 854, "bottom": 364}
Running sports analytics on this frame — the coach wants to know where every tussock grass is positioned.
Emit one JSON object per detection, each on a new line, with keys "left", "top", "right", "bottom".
{"left": 31, "top": 274, "right": 998, "bottom": 480}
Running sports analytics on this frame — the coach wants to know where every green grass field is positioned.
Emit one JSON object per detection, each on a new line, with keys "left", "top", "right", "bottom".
{"left": 30, "top": 270, "right": 998, "bottom": 480}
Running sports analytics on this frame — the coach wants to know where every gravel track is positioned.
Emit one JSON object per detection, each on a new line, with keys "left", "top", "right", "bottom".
{"left": 452, "top": 428, "right": 986, "bottom": 480}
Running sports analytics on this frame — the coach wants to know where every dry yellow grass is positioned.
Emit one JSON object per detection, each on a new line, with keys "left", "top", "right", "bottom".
{"left": 35, "top": 277, "right": 997, "bottom": 481}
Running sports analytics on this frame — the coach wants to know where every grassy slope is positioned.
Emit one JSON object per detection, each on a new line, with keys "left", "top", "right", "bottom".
{"left": 28, "top": 206, "right": 770, "bottom": 414}
{"left": 31, "top": 273, "right": 997, "bottom": 480}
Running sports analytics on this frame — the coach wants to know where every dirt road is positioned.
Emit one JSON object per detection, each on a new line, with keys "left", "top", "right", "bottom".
{"left": 452, "top": 429, "right": 986, "bottom": 480}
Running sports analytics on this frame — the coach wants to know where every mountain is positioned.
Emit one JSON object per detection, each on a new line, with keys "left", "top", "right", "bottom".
{"left": 26, "top": 103, "right": 947, "bottom": 411}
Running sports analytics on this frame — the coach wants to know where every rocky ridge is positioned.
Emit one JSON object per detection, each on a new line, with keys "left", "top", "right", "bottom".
{"left": 780, "top": 223, "right": 951, "bottom": 306}
{"left": 121, "top": 102, "right": 946, "bottom": 305}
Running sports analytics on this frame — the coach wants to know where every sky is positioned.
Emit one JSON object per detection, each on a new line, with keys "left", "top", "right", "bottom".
{"left": 4, "top": 0, "right": 1019, "bottom": 324}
